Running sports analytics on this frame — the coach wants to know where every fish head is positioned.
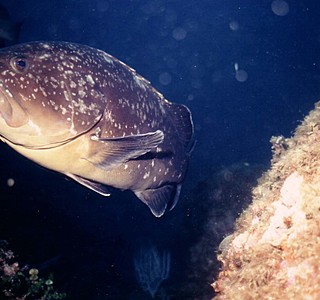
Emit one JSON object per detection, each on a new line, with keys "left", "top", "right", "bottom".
{"left": 0, "top": 42, "right": 106, "bottom": 148}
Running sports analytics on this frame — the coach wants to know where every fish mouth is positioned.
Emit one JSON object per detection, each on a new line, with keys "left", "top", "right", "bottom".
{"left": 0, "top": 80, "right": 73, "bottom": 149}
{"left": 0, "top": 80, "right": 100, "bottom": 149}
{"left": 0, "top": 79, "right": 103, "bottom": 149}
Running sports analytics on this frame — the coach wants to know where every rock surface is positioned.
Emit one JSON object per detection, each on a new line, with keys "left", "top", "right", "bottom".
{"left": 213, "top": 102, "right": 320, "bottom": 299}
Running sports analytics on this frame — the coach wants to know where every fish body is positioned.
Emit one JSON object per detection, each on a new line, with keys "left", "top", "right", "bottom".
{"left": 0, "top": 41, "right": 194, "bottom": 217}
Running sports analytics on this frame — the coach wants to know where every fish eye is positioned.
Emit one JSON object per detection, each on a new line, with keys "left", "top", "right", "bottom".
{"left": 10, "top": 57, "right": 28, "bottom": 73}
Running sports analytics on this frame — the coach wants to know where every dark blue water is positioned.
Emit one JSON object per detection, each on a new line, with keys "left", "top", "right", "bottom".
{"left": 0, "top": 1, "right": 320, "bottom": 299}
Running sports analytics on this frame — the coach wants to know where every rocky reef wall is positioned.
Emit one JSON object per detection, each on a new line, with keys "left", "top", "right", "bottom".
{"left": 213, "top": 102, "right": 320, "bottom": 299}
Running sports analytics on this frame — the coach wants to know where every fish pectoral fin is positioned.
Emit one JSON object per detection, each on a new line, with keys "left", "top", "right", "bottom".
{"left": 88, "top": 130, "right": 164, "bottom": 169}
{"left": 66, "top": 173, "right": 111, "bottom": 196}
{"left": 134, "top": 184, "right": 180, "bottom": 217}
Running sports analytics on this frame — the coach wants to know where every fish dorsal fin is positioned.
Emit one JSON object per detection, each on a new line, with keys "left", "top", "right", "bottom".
{"left": 134, "top": 184, "right": 180, "bottom": 217}
{"left": 66, "top": 173, "right": 111, "bottom": 196}
{"left": 87, "top": 130, "right": 164, "bottom": 169}
{"left": 167, "top": 103, "right": 194, "bottom": 149}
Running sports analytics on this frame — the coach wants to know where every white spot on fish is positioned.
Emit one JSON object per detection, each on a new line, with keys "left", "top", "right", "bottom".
{"left": 41, "top": 43, "right": 52, "bottom": 49}
{"left": 78, "top": 90, "right": 86, "bottom": 98}
{"left": 5, "top": 89, "right": 13, "bottom": 98}
{"left": 143, "top": 171, "right": 150, "bottom": 179}
{"left": 38, "top": 53, "right": 52, "bottom": 60}
{"left": 97, "top": 50, "right": 114, "bottom": 65}
{"left": 60, "top": 106, "right": 67, "bottom": 115}
{"left": 78, "top": 78, "right": 86, "bottom": 86}
{"left": 85, "top": 74, "right": 95, "bottom": 86}
{"left": 133, "top": 75, "right": 147, "bottom": 91}
{"left": 39, "top": 86, "right": 48, "bottom": 97}
{"left": 28, "top": 120, "right": 42, "bottom": 135}
{"left": 70, "top": 81, "right": 77, "bottom": 88}
{"left": 63, "top": 90, "right": 72, "bottom": 101}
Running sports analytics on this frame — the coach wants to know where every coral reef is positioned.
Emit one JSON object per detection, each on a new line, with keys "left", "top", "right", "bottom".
{"left": 0, "top": 241, "right": 66, "bottom": 300}
{"left": 212, "top": 102, "right": 320, "bottom": 299}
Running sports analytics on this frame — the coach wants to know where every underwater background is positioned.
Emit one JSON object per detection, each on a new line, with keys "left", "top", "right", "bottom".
{"left": 0, "top": 0, "right": 320, "bottom": 299}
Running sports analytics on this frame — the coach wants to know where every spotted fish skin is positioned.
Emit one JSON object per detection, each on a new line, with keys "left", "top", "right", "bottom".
{"left": 0, "top": 41, "right": 194, "bottom": 217}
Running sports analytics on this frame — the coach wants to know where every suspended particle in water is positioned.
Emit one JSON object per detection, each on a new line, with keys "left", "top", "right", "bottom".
{"left": 164, "top": 9, "right": 177, "bottom": 23}
{"left": 235, "top": 70, "right": 248, "bottom": 82}
{"left": 159, "top": 72, "right": 172, "bottom": 85}
{"left": 234, "top": 63, "right": 248, "bottom": 82}
{"left": 191, "top": 78, "right": 202, "bottom": 89}
{"left": 172, "top": 27, "right": 187, "bottom": 41}
{"left": 229, "top": 21, "right": 239, "bottom": 31}
{"left": 271, "top": 0, "right": 289, "bottom": 17}
{"left": 7, "top": 178, "right": 15, "bottom": 187}
{"left": 187, "top": 94, "right": 194, "bottom": 101}
{"left": 165, "top": 56, "right": 177, "bottom": 69}
{"left": 97, "top": 1, "right": 109, "bottom": 13}
{"left": 211, "top": 70, "right": 223, "bottom": 83}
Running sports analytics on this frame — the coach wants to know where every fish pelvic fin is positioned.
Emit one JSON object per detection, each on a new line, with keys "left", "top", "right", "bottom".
{"left": 66, "top": 173, "right": 111, "bottom": 196}
{"left": 134, "top": 184, "right": 181, "bottom": 217}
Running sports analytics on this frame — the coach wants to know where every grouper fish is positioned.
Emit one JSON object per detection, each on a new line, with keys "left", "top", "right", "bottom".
{"left": 0, "top": 41, "right": 194, "bottom": 217}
